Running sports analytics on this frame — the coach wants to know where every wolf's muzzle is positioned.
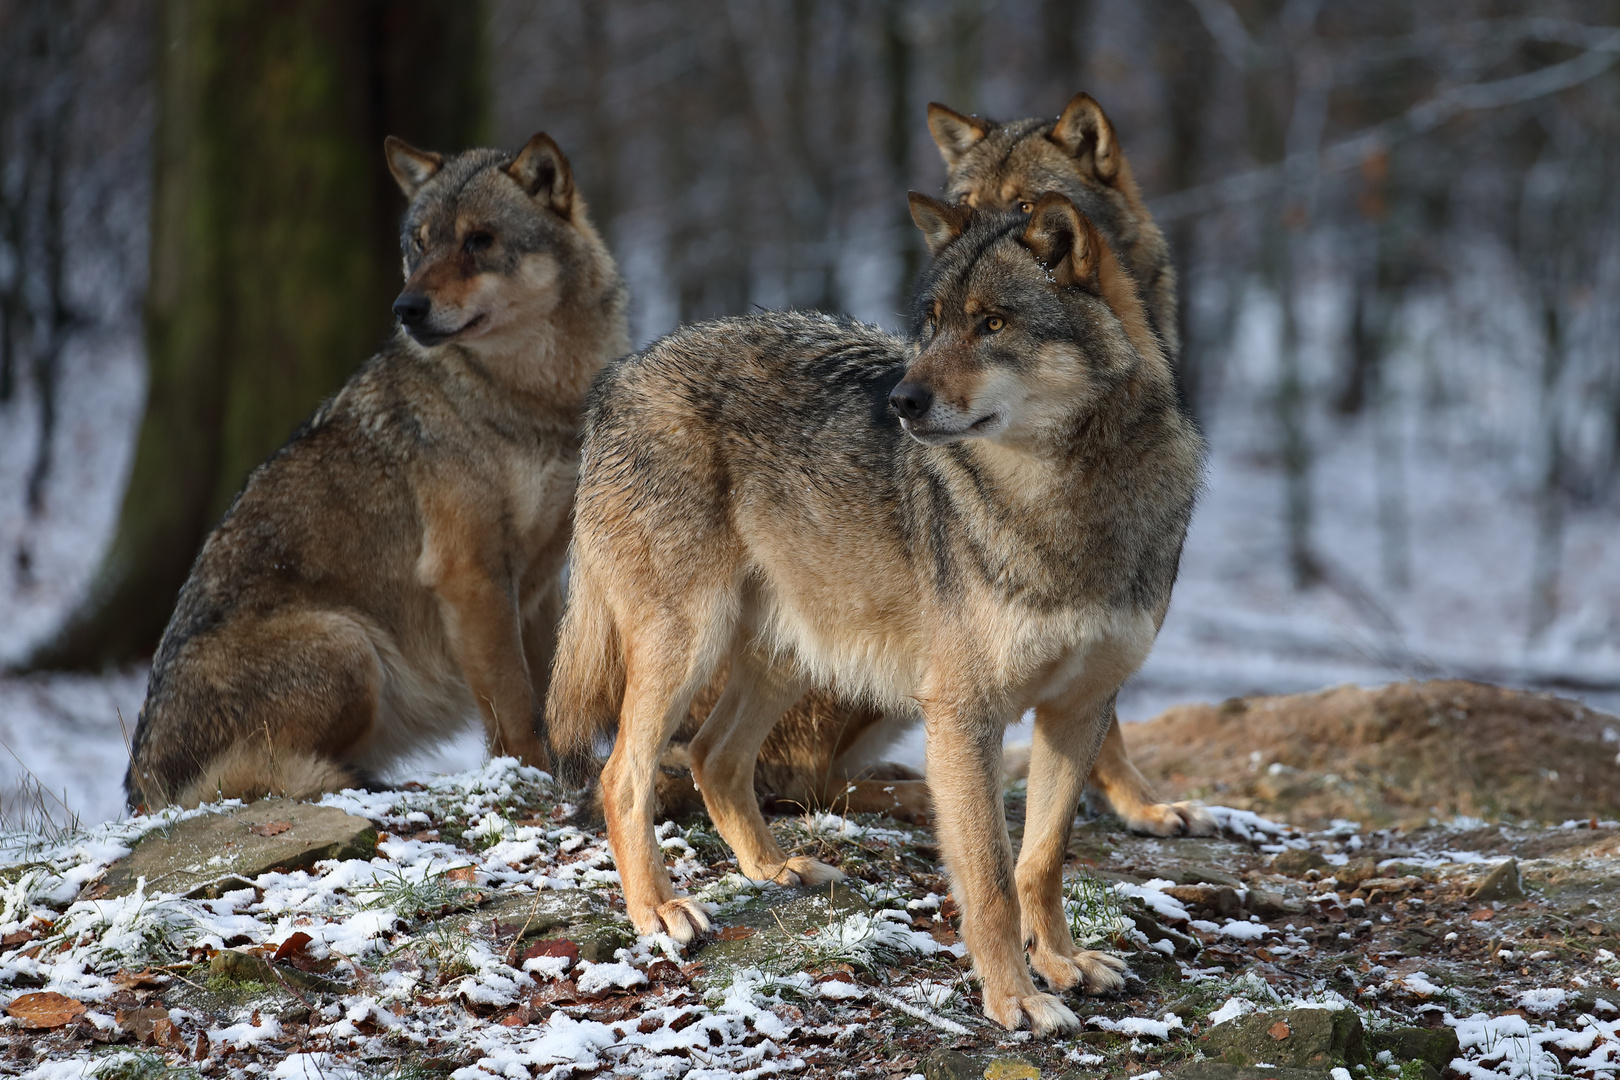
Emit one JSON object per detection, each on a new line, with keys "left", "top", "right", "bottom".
{"left": 393, "top": 291, "right": 431, "bottom": 327}
{"left": 889, "top": 381, "right": 934, "bottom": 422}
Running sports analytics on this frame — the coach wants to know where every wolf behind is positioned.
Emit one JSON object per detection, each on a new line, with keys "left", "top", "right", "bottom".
{"left": 124, "top": 132, "right": 627, "bottom": 811}
{"left": 549, "top": 194, "right": 1203, "bottom": 1033}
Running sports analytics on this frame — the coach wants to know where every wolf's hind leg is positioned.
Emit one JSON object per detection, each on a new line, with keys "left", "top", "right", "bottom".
{"left": 1018, "top": 694, "right": 1127, "bottom": 996}
{"left": 600, "top": 614, "right": 732, "bottom": 944}
{"left": 689, "top": 644, "right": 841, "bottom": 887}
{"left": 1084, "top": 715, "right": 1216, "bottom": 836}
{"left": 142, "top": 611, "right": 382, "bottom": 809}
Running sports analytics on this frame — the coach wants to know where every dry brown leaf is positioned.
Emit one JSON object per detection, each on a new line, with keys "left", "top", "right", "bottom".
{"left": 247, "top": 821, "right": 293, "bottom": 837}
{"left": 1268, "top": 1020, "right": 1292, "bottom": 1040}
{"left": 8, "top": 991, "right": 87, "bottom": 1029}
{"left": 715, "top": 926, "right": 755, "bottom": 942}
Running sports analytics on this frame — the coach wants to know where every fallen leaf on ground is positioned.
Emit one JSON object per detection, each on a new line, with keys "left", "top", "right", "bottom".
{"left": 8, "top": 991, "right": 87, "bottom": 1028}
{"left": 1268, "top": 1020, "right": 1292, "bottom": 1040}
{"left": 716, "top": 926, "right": 756, "bottom": 941}
{"left": 247, "top": 821, "right": 292, "bottom": 837}
{"left": 521, "top": 939, "right": 580, "bottom": 967}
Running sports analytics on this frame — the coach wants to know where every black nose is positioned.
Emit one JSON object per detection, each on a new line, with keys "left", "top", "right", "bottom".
{"left": 889, "top": 381, "right": 934, "bottom": 422}
{"left": 393, "top": 292, "right": 430, "bottom": 326}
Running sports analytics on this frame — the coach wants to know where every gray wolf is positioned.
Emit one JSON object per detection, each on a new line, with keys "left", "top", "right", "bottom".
{"left": 124, "top": 132, "right": 627, "bottom": 811}
{"left": 548, "top": 194, "right": 1204, "bottom": 1033}
{"left": 646, "top": 93, "right": 1211, "bottom": 840}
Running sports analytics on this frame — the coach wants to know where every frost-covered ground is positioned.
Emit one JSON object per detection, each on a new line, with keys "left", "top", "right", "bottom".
{"left": 2, "top": 275, "right": 1619, "bottom": 826}
{"left": 1, "top": 758, "right": 1618, "bottom": 1078}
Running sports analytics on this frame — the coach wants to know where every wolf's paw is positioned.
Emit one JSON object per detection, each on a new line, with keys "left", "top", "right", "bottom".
{"left": 1030, "top": 946, "right": 1128, "bottom": 994}
{"left": 1123, "top": 799, "right": 1217, "bottom": 838}
{"left": 655, "top": 897, "right": 712, "bottom": 944}
{"left": 772, "top": 856, "right": 845, "bottom": 888}
{"left": 982, "top": 989, "right": 1081, "bottom": 1035}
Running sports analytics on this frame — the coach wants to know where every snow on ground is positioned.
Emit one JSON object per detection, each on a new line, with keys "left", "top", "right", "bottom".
{"left": 3, "top": 759, "right": 1618, "bottom": 1078}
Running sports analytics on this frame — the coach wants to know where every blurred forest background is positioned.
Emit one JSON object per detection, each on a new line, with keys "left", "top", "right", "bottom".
{"left": 1, "top": 0, "right": 1618, "bottom": 822}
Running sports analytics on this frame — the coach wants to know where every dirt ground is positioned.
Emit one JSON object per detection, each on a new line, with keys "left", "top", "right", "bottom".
{"left": 1122, "top": 680, "right": 1620, "bottom": 830}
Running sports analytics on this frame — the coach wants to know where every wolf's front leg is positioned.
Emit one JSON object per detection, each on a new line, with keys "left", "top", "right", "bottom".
{"left": 1017, "top": 694, "right": 1128, "bottom": 995}
{"left": 926, "top": 702, "right": 1080, "bottom": 1036}
{"left": 418, "top": 488, "right": 546, "bottom": 765}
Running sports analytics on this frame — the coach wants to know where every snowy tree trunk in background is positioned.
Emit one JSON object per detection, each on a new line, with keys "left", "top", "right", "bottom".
{"left": 26, "top": 0, "right": 489, "bottom": 671}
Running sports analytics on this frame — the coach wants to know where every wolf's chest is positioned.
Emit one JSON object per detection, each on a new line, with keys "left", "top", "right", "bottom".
{"left": 998, "top": 604, "right": 1159, "bottom": 706}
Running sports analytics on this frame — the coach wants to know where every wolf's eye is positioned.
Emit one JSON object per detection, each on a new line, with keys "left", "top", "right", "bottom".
{"left": 411, "top": 231, "right": 425, "bottom": 252}
{"left": 1016, "top": 200, "right": 1033, "bottom": 214}
{"left": 983, "top": 316, "right": 1005, "bottom": 333}
{"left": 464, "top": 231, "right": 494, "bottom": 254}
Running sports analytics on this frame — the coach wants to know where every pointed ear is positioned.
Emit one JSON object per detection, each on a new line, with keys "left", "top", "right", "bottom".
{"left": 1021, "top": 193, "right": 1099, "bottom": 289}
{"left": 507, "top": 132, "right": 574, "bottom": 216}
{"left": 385, "top": 136, "right": 443, "bottom": 199}
{"left": 927, "top": 102, "right": 992, "bottom": 168}
{"left": 909, "top": 192, "right": 969, "bottom": 257}
{"left": 1049, "top": 92, "right": 1120, "bottom": 183}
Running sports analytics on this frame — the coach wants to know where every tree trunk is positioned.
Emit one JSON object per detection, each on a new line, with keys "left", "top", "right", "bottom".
{"left": 25, "top": 0, "right": 488, "bottom": 671}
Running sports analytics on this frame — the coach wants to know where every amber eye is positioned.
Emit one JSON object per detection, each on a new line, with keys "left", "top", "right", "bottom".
{"left": 412, "top": 230, "right": 425, "bottom": 252}
{"left": 984, "top": 316, "right": 1005, "bottom": 333}
{"left": 1017, "top": 200, "right": 1033, "bottom": 214}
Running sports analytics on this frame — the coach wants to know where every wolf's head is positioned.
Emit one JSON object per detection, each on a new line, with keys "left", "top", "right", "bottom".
{"left": 928, "top": 94, "right": 1145, "bottom": 246}
{"left": 891, "top": 191, "right": 1167, "bottom": 449}
{"left": 384, "top": 132, "right": 622, "bottom": 361}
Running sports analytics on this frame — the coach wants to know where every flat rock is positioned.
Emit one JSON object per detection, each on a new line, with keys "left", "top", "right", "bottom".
{"left": 94, "top": 799, "right": 377, "bottom": 899}
{"left": 1369, "top": 1025, "right": 1461, "bottom": 1070}
{"left": 1204, "top": 1008, "right": 1370, "bottom": 1070}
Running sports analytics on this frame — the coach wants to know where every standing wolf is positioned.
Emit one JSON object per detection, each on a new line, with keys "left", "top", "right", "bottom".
{"left": 646, "top": 93, "right": 1211, "bottom": 839}
{"left": 549, "top": 194, "right": 1204, "bottom": 1033}
{"left": 124, "top": 133, "right": 627, "bottom": 810}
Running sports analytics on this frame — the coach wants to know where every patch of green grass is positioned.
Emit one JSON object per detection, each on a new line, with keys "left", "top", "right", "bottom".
{"left": 362, "top": 866, "right": 481, "bottom": 920}
{"left": 1064, "top": 870, "right": 1131, "bottom": 948}
{"left": 416, "top": 919, "right": 477, "bottom": 980}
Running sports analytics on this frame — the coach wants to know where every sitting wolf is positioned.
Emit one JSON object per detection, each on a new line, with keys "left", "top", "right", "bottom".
{"left": 125, "top": 132, "right": 626, "bottom": 810}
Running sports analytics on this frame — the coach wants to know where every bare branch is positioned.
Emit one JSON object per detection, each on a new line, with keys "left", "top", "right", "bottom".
{"left": 1151, "top": 27, "right": 1620, "bottom": 221}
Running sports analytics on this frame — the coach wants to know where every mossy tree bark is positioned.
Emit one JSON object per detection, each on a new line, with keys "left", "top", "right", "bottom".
{"left": 27, "top": 0, "right": 488, "bottom": 670}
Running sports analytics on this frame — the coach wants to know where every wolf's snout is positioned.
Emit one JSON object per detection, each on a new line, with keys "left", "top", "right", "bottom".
{"left": 393, "top": 292, "right": 431, "bottom": 327}
{"left": 889, "top": 382, "right": 934, "bottom": 422}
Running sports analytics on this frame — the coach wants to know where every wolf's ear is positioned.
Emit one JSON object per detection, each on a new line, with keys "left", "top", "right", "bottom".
{"left": 1049, "top": 93, "right": 1119, "bottom": 184}
{"left": 927, "top": 103, "right": 992, "bottom": 168}
{"left": 385, "top": 136, "right": 443, "bottom": 199}
{"left": 909, "top": 192, "right": 969, "bottom": 257}
{"left": 507, "top": 132, "right": 574, "bottom": 216}
{"left": 1021, "top": 193, "right": 1099, "bottom": 289}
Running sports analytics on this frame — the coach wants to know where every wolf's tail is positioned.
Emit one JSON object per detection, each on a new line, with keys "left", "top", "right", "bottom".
{"left": 546, "top": 567, "right": 624, "bottom": 787}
